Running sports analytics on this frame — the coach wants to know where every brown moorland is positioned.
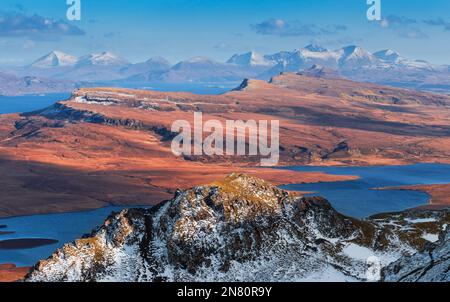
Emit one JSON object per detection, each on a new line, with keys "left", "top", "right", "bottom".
{"left": 0, "top": 73, "right": 449, "bottom": 217}
{"left": 0, "top": 264, "right": 30, "bottom": 282}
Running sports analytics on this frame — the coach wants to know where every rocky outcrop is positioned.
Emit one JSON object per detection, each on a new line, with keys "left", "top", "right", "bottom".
{"left": 382, "top": 227, "right": 450, "bottom": 282}
{"left": 25, "top": 174, "right": 450, "bottom": 282}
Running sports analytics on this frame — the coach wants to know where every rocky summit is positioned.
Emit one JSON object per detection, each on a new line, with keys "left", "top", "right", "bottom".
{"left": 26, "top": 174, "right": 450, "bottom": 282}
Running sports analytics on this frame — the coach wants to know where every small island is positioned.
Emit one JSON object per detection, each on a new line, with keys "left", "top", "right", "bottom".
{"left": 0, "top": 239, "right": 58, "bottom": 250}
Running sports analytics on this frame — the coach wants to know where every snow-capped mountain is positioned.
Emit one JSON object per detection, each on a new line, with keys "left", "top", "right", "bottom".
{"left": 25, "top": 51, "right": 131, "bottom": 82}
{"left": 263, "top": 51, "right": 293, "bottom": 66}
{"left": 262, "top": 45, "right": 381, "bottom": 75}
{"left": 256, "top": 45, "right": 449, "bottom": 92}
{"left": 30, "top": 51, "right": 79, "bottom": 68}
{"left": 374, "top": 49, "right": 403, "bottom": 64}
{"left": 227, "top": 51, "right": 274, "bottom": 67}
{"left": 336, "top": 45, "right": 379, "bottom": 68}
{"left": 6, "top": 45, "right": 449, "bottom": 94}
{"left": 25, "top": 174, "right": 450, "bottom": 282}
{"left": 76, "top": 52, "right": 130, "bottom": 67}
{"left": 374, "top": 49, "right": 434, "bottom": 71}
{"left": 30, "top": 51, "right": 130, "bottom": 69}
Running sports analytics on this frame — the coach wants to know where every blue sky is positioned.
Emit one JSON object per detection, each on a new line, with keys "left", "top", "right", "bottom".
{"left": 0, "top": 0, "right": 449, "bottom": 65}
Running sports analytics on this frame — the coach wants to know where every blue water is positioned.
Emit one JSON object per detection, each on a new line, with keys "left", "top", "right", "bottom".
{"left": 95, "top": 82, "right": 239, "bottom": 95}
{"left": 136, "top": 82, "right": 239, "bottom": 95}
{"left": 0, "top": 93, "right": 70, "bottom": 114}
{"left": 280, "top": 163, "right": 450, "bottom": 219}
{"left": 0, "top": 83, "right": 235, "bottom": 115}
{"left": 0, "top": 206, "right": 143, "bottom": 266}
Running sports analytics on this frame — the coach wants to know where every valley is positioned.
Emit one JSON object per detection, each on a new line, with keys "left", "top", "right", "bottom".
{"left": 1, "top": 72, "right": 450, "bottom": 218}
{"left": 0, "top": 72, "right": 449, "bottom": 282}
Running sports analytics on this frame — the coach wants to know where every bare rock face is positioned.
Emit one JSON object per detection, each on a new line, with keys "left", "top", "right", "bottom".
{"left": 382, "top": 228, "right": 450, "bottom": 282}
{"left": 25, "top": 174, "right": 450, "bottom": 282}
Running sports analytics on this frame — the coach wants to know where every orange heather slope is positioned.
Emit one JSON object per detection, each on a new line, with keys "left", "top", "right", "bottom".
{"left": 0, "top": 73, "right": 449, "bottom": 217}
{"left": 0, "top": 264, "right": 30, "bottom": 282}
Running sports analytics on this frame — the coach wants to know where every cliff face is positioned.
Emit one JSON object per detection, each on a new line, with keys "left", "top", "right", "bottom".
{"left": 25, "top": 174, "right": 450, "bottom": 282}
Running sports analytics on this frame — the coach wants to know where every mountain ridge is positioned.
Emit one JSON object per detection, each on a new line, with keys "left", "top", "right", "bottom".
{"left": 24, "top": 174, "right": 450, "bottom": 282}
{"left": 2, "top": 45, "right": 449, "bottom": 95}
{"left": 30, "top": 51, "right": 79, "bottom": 68}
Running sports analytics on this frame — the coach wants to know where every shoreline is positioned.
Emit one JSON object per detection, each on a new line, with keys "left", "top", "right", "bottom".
{"left": 379, "top": 183, "right": 450, "bottom": 209}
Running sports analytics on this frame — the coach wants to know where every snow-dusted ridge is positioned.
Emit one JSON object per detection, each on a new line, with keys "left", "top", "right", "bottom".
{"left": 227, "top": 51, "right": 275, "bottom": 67}
{"left": 16, "top": 45, "right": 449, "bottom": 93}
{"left": 25, "top": 174, "right": 450, "bottom": 282}
{"left": 382, "top": 227, "right": 450, "bottom": 282}
{"left": 30, "top": 51, "right": 79, "bottom": 68}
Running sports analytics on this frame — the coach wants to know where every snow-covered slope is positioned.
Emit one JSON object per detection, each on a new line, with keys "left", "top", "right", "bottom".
{"left": 31, "top": 51, "right": 79, "bottom": 68}
{"left": 374, "top": 49, "right": 403, "bottom": 63}
{"left": 26, "top": 174, "right": 450, "bottom": 282}
{"left": 227, "top": 51, "right": 274, "bottom": 67}
{"left": 258, "top": 45, "right": 448, "bottom": 92}
{"left": 337, "top": 45, "right": 379, "bottom": 68}
{"left": 76, "top": 52, "right": 130, "bottom": 67}
{"left": 374, "top": 49, "right": 434, "bottom": 71}
{"left": 383, "top": 227, "right": 450, "bottom": 282}
{"left": 263, "top": 45, "right": 381, "bottom": 75}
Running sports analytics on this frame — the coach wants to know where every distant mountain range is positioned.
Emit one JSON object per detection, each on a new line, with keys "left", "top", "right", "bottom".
{"left": 1, "top": 45, "right": 450, "bottom": 96}
{"left": 255, "top": 45, "right": 450, "bottom": 93}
